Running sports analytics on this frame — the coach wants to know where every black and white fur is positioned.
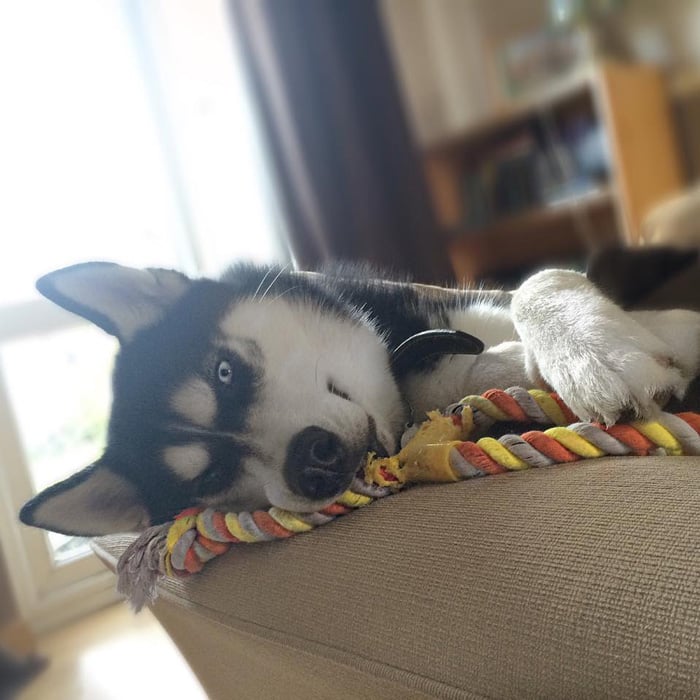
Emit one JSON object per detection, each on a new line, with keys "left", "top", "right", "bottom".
{"left": 19, "top": 262, "right": 700, "bottom": 536}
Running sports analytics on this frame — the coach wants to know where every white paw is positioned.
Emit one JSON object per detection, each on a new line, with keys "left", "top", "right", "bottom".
{"left": 530, "top": 333, "right": 689, "bottom": 425}
{"left": 512, "top": 268, "right": 697, "bottom": 425}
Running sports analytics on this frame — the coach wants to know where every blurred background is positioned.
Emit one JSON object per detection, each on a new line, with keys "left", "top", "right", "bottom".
{"left": 1, "top": 0, "right": 699, "bottom": 696}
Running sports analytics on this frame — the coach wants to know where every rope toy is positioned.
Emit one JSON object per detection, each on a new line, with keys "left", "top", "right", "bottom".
{"left": 117, "top": 387, "right": 700, "bottom": 610}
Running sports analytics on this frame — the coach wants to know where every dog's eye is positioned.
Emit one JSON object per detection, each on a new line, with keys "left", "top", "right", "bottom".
{"left": 327, "top": 380, "right": 351, "bottom": 401}
{"left": 217, "top": 360, "right": 233, "bottom": 385}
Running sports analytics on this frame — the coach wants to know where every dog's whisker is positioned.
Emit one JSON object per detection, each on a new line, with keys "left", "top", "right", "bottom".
{"left": 165, "top": 423, "right": 252, "bottom": 446}
{"left": 314, "top": 355, "right": 326, "bottom": 391}
{"left": 252, "top": 267, "right": 275, "bottom": 301}
{"left": 259, "top": 263, "right": 290, "bottom": 303}
{"left": 267, "top": 285, "right": 302, "bottom": 306}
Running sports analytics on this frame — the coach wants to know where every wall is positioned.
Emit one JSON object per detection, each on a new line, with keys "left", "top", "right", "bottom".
{"left": 381, "top": 0, "right": 548, "bottom": 143}
{"left": 0, "top": 541, "right": 18, "bottom": 627}
{"left": 614, "top": 0, "right": 700, "bottom": 71}
{"left": 382, "top": 0, "right": 700, "bottom": 145}
{"left": 382, "top": 0, "right": 504, "bottom": 144}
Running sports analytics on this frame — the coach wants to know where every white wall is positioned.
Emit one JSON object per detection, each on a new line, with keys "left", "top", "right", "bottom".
{"left": 615, "top": 0, "right": 700, "bottom": 68}
{"left": 382, "top": 0, "right": 700, "bottom": 145}
{"left": 0, "top": 542, "right": 17, "bottom": 627}
{"left": 381, "top": 0, "right": 548, "bottom": 144}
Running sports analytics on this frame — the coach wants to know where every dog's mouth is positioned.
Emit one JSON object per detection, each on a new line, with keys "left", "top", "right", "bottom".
{"left": 191, "top": 414, "right": 396, "bottom": 516}
{"left": 278, "top": 414, "right": 392, "bottom": 507}
{"left": 366, "top": 414, "right": 391, "bottom": 458}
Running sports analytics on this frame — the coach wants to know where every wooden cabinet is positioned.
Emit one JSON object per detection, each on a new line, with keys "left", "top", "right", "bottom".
{"left": 423, "top": 62, "right": 685, "bottom": 283}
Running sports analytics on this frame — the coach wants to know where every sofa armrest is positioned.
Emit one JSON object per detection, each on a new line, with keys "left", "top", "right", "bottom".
{"left": 94, "top": 456, "right": 700, "bottom": 699}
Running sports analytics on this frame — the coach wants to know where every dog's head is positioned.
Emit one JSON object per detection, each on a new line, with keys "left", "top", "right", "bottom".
{"left": 20, "top": 262, "right": 406, "bottom": 536}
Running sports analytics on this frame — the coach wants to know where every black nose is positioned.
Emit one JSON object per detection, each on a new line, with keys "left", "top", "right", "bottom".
{"left": 284, "top": 427, "right": 352, "bottom": 500}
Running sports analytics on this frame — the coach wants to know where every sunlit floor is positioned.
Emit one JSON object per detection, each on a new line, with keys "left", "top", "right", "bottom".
{"left": 19, "top": 602, "right": 207, "bottom": 700}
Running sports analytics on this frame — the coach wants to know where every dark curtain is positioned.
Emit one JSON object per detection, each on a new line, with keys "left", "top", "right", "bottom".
{"left": 228, "top": 0, "right": 452, "bottom": 283}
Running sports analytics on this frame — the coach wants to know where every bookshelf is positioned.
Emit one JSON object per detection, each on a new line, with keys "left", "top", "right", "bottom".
{"left": 423, "top": 62, "right": 686, "bottom": 283}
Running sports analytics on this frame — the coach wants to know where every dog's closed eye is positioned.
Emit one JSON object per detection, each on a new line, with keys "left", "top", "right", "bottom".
{"left": 327, "top": 380, "right": 351, "bottom": 402}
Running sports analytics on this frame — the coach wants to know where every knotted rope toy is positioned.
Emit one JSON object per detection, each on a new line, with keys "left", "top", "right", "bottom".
{"left": 117, "top": 387, "right": 700, "bottom": 610}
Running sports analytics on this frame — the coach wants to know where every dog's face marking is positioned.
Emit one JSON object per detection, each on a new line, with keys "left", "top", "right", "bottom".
{"left": 171, "top": 379, "right": 217, "bottom": 428}
{"left": 127, "top": 293, "right": 403, "bottom": 518}
{"left": 210, "top": 297, "right": 404, "bottom": 513}
{"left": 162, "top": 443, "right": 210, "bottom": 479}
{"left": 20, "top": 264, "right": 407, "bottom": 535}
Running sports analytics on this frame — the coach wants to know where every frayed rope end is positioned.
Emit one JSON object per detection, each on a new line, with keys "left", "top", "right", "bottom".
{"left": 116, "top": 523, "right": 170, "bottom": 612}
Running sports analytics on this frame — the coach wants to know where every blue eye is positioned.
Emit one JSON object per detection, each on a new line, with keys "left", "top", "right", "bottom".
{"left": 217, "top": 360, "right": 233, "bottom": 385}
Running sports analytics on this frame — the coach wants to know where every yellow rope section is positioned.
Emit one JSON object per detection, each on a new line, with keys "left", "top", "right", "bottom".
{"left": 631, "top": 421, "right": 683, "bottom": 456}
{"left": 224, "top": 513, "right": 261, "bottom": 542}
{"left": 544, "top": 427, "right": 605, "bottom": 458}
{"left": 529, "top": 389, "right": 568, "bottom": 425}
{"left": 476, "top": 437, "right": 529, "bottom": 469}
{"left": 268, "top": 508, "right": 314, "bottom": 533}
{"left": 462, "top": 395, "right": 509, "bottom": 420}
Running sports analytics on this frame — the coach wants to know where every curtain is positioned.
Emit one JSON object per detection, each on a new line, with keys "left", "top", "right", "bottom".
{"left": 228, "top": 0, "right": 452, "bottom": 283}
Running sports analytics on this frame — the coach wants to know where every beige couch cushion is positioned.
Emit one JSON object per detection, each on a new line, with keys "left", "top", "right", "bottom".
{"left": 94, "top": 456, "right": 700, "bottom": 699}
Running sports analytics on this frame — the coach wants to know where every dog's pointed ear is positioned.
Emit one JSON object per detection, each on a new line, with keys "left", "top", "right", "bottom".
{"left": 36, "top": 262, "right": 191, "bottom": 342}
{"left": 19, "top": 462, "right": 149, "bottom": 536}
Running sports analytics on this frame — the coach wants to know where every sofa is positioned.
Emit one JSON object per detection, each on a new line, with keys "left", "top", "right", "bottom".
{"left": 93, "top": 251, "right": 700, "bottom": 699}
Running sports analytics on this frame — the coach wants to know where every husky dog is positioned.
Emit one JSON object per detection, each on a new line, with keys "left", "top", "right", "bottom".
{"left": 19, "top": 262, "right": 700, "bottom": 536}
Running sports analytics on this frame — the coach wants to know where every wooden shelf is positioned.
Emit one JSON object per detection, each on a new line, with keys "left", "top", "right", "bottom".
{"left": 424, "top": 69, "right": 595, "bottom": 157}
{"left": 446, "top": 186, "right": 614, "bottom": 240}
{"left": 422, "top": 62, "right": 686, "bottom": 282}
{"left": 447, "top": 186, "right": 619, "bottom": 281}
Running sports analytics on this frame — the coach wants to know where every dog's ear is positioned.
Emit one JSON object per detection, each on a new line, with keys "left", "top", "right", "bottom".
{"left": 36, "top": 262, "right": 191, "bottom": 343}
{"left": 19, "top": 461, "right": 149, "bottom": 536}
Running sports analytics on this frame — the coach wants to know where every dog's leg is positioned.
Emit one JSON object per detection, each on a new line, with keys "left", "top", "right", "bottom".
{"left": 511, "top": 269, "right": 700, "bottom": 424}
{"left": 402, "top": 341, "right": 535, "bottom": 417}
{"left": 629, "top": 309, "right": 700, "bottom": 379}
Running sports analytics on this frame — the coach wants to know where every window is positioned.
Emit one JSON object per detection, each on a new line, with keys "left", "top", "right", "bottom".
{"left": 0, "top": 0, "right": 283, "bottom": 627}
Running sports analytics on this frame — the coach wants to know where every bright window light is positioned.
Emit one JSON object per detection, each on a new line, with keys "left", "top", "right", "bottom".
{"left": 0, "top": 0, "right": 283, "bottom": 307}
{"left": 0, "top": 0, "right": 284, "bottom": 584}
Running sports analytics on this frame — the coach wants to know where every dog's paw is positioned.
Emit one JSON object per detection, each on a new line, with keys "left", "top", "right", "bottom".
{"left": 513, "top": 268, "right": 699, "bottom": 424}
{"left": 532, "top": 339, "right": 689, "bottom": 425}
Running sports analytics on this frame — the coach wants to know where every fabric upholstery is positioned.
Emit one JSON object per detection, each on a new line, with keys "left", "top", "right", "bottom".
{"left": 94, "top": 456, "right": 700, "bottom": 699}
